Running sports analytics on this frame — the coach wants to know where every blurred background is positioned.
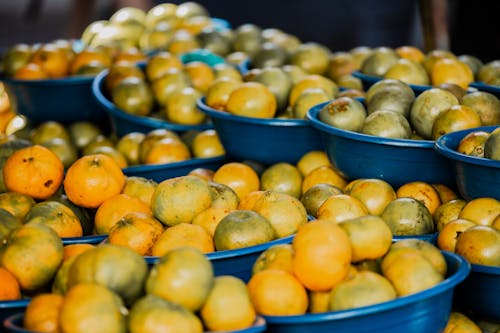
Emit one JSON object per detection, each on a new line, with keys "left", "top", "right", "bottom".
{"left": 0, "top": 0, "right": 497, "bottom": 61}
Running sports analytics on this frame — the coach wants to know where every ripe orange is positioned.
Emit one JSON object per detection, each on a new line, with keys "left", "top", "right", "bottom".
{"left": 3, "top": 145, "right": 64, "bottom": 200}
{"left": 317, "top": 194, "right": 369, "bottom": 223}
{"left": 396, "top": 181, "right": 441, "bottom": 215}
{"left": 213, "top": 162, "right": 260, "bottom": 201}
{"left": 0, "top": 267, "right": 21, "bottom": 301}
{"left": 247, "top": 269, "right": 308, "bottom": 316}
{"left": 292, "top": 219, "right": 352, "bottom": 291}
{"left": 151, "top": 222, "right": 214, "bottom": 256}
{"left": 23, "top": 293, "right": 64, "bottom": 332}
{"left": 458, "top": 197, "right": 500, "bottom": 226}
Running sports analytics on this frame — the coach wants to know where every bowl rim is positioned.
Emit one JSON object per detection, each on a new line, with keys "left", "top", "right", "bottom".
{"left": 92, "top": 69, "right": 212, "bottom": 132}
{"left": 306, "top": 101, "right": 435, "bottom": 148}
{"left": 122, "top": 155, "right": 226, "bottom": 173}
{"left": 1, "top": 74, "right": 95, "bottom": 86}
{"left": 470, "top": 262, "right": 500, "bottom": 274}
{"left": 262, "top": 251, "right": 470, "bottom": 324}
{"left": 434, "top": 125, "right": 500, "bottom": 168}
{"left": 197, "top": 97, "right": 312, "bottom": 127}
{"left": 2, "top": 312, "right": 267, "bottom": 333}
{"left": 0, "top": 299, "right": 30, "bottom": 310}
{"left": 469, "top": 81, "right": 500, "bottom": 93}
{"left": 351, "top": 70, "right": 432, "bottom": 92}
{"left": 144, "top": 233, "right": 295, "bottom": 264}
{"left": 61, "top": 234, "right": 107, "bottom": 245}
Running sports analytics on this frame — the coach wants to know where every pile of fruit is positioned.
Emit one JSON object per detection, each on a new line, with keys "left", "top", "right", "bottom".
{"left": 1, "top": 1, "right": 500, "bottom": 332}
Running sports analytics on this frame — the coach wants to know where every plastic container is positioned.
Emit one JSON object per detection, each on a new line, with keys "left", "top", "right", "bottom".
{"left": 2, "top": 75, "right": 108, "bottom": 126}
{"left": 145, "top": 234, "right": 295, "bottom": 282}
{"left": 3, "top": 312, "right": 267, "bottom": 333}
{"left": 197, "top": 97, "right": 323, "bottom": 165}
{"left": 352, "top": 71, "right": 431, "bottom": 95}
{"left": 61, "top": 234, "right": 107, "bottom": 246}
{"left": 263, "top": 251, "right": 470, "bottom": 333}
{"left": 122, "top": 155, "right": 227, "bottom": 183}
{"left": 434, "top": 125, "right": 500, "bottom": 200}
{"left": 307, "top": 102, "right": 455, "bottom": 188}
{"left": 454, "top": 263, "right": 500, "bottom": 323}
{"left": 0, "top": 300, "right": 29, "bottom": 325}
{"left": 92, "top": 69, "right": 212, "bottom": 137}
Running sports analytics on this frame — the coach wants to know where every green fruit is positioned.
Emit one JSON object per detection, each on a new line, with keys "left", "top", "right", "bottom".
{"left": 460, "top": 91, "right": 500, "bottom": 126}
{"left": 360, "top": 47, "right": 399, "bottom": 77}
{"left": 381, "top": 197, "right": 434, "bottom": 236}
{"left": 319, "top": 97, "right": 367, "bottom": 132}
{"left": 253, "top": 67, "right": 292, "bottom": 111}
{"left": 484, "top": 127, "right": 500, "bottom": 160}
{"left": 361, "top": 110, "right": 412, "bottom": 139}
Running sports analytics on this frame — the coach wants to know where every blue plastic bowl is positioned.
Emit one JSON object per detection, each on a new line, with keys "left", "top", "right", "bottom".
{"left": 92, "top": 69, "right": 213, "bottom": 137}
{"left": 454, "top": 263, "right": 500, "bottom": 322}
{"left": 145, "top": 234, "right": 294, "bottom": 282}
{"left": 0, "top": 300, "right": 29, "bottom": 325}
{"left": 2, "top": 75, "right": 108, "bottom": 126}
{"left": 122, "top": 155, "right": 227, "bottom": 183}
{"left": 434, "top": 125, "right": 500, "bottom": 201}
{"left": 469, "top": 82, "right": 500, "bottom": 99}
{"left": 3, "top": 312, "right": 267, "bottom": 333}
{"left": 197, "top": 97, "right": 323, "bottom": 165}
{"left": 61, "top": 234, "right": 107, "bottom": 246}
{"left": 263, "top": 251, "right": 470, "bottom": 333}
{"left": 352, "top": 71, "right": 432, "bottom": 95}
{"left": 307, "top": 102, "right": 455, "bottom": 188}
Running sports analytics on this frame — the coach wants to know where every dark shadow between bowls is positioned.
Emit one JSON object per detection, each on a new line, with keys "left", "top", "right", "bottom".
{"left": 196, "top": 97, "right": 324, "bottom": 165}
{"left": 306, "top": 101, "right": 456, "bottom": 189}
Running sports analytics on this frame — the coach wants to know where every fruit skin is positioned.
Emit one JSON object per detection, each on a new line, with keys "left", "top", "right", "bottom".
{"left": 128, "top": 294, "right": 203, "bottom": 333}
{"left": 3, "top": 145, "right": 64, "bottom": 200}
{"left": 213, "top": 210, "right": 276, "bottom": 251}
{"left": 319, "top": 97, "right": 367, "bottom": 132}
{"left": 292, "top": 219, "right": 352, "bottom": 291}
{"left": 454, "top": 225, "right": 500, "bottom": 266}
{"left": 67, "top": 244, "right": 148, "bottom": 305}
{"left": 146, "top": 247, "right": 214, "bottom": 312}
{"left": 380, "top": 197, "right": 435, "bottom": 236}
{"left": 200, "top": 275, "right": 256, "bottom": 331}
{"left": 24, "top": 200, "right": 83, "bottom": 238}
{"left": 63, "top": 154, "right": 126, "bottom": 209}
{"left": 0, "top": 208, "right": 22, "bottom": 244}
{"left": 484, "top": 127, "right": 500, "bottom": 160}
{"left": 226, "top": 82, "right": 277, "bottom": 118}
{"left": 59, "top": 283, "right": 127, "bottom": 333}
{"left": 0, "top": 267, "right": 21, "bottom": 301}
{"left": 0, "top": 223, "right": 63, "bottom": 291}
{"left": 23, "top": 293, "right": 63, "bottom": 332}
{"left": 151, "top": 175, "right": 212, "bottom": 226}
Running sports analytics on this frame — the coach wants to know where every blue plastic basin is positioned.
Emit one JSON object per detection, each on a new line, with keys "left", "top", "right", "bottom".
{"left": 307, "top": 102, "right": 455, "bottom": 188}
{"left": 122, "top": 155, "right": 227, "bottom": 183}
{"left": 0, "top": 299, "right": 30, "bottom": 325}
{"left": 454, "top": 263, "right": 500, "bottom": 322}
{"left": 2, "top": 75, "right": 108, "bottom": 126}
{"left": 197, "top": 97, "right": 323, "bottom": 165}
{"left": 145, "top": 234, "right": 295, "bottom": 282}
{"left": 3, "top": 312, "right": 267, "bottom": 333}
{"left": 263, "top": 251, "right": 470, "bottom": 333}
{"left": 434, "top": 125, "right": 500, "bottom": 201}
{"left": 61, "top": 234, "right": 107, "bottom": 246}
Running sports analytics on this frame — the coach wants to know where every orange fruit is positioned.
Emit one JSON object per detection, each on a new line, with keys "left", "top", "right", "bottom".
{"left": 458, "top": 197, "right": 500, "bottom": 226}
{"left": 213, "top": 162, "right": 260, "bottom": 200}
{"left": 143, "top": 137, "right": 191, "bottom": 164}
{"left": 317, "top": 194, "right": 369, "bottom": 224}
{"left": 94, "top": 193, "right": 152, "bottom": 235}
{"left": 432, "top": 183, "right": 459, "bottom": 203}
{"left": 252, "top": 191, "right": 308, "bottom": 238}
{"left": 226, "top": 82, "right": 277, "bottom": 118}
{"left": 63, "top": 154, "right": 126, "bottom": 209}
{"left": 396, "top": 181, "right": 442, "bottom": 215}
{"left": 292, "top": 219, "right": 352, "bottom": 291}
{"left": 63, "top": 243, "right": 96, "bottom": 261}
{"left": 431, "top": 58, "right": 474, "bottom": 89}
{"left": 437, "top": 218, "right": 476, "bottom": 252}
{"left": 237, "top": 190, "right": 266, "bottom": 210}
{"left": 0, "top": 267, "right": 21, "bottom": 301}
{"left": 200, "top": 275, "right": 256, "bottom": 331}
{"left": 260, "top": 162, "right": 303, "bottom": 198}
{"left": 296, "top": 150, "right": 331, "bottom": 177}
{"left": 454, "top": 225, "right": 500, "bottom": 266}
{"left": 24, "top": 201, "right": 83, "bottom": 238}
{"left": 23, "top": 293, "right": 64, "bottom": 333}
{"left": 146, "top": 247, "right": 214, "bottom": 312}
{"left": 434, "top": 199, "right": 467, "bottom": 232}
{"left": 252, "top": 243, "right": 294, "bottom": 276}
{"left": 431, "top": 105, "right": 482, "bottom": 140}
{"left": 31, "top": 43, "right": 70, "bottom": 78}
{"left": 13, "top": 62, "right": 49, "bottom": 80}
{"left": 191, "top": 129, "right": 225, "bottom": 158}
{"left": 301, "top": 165, "right": 348, "bottom": 194}
{"left": 396, "top": 45, "right": 425, "bottom": 63}
{"left": 108, "top": 212, "right": 164, "bottom": 256}
{"left": 151, "top": 222, "right": 214, "bottom": 256}
{"left": 192, "top": 207, "right": 232, "bottom": 237}
{"left": 121, "top": 176, "right": 158, "bottom": 206}
{"left": 443, "top": 312, "right": 482, "bottom": 333}
{"left": 0, "top": 191, "right": 36, "bottom": 220}
{"left": 288, "top": 74, "right": 338, "bottom": 107}
{"left": 151, "top": 175, "right": 212, "bottom": 226}
{"left": 345, "top": 178, "right": 396, "bottom": 215}
{"left": 183, "top": 61, "right": 215, "bottom": 93}
{"left": 3, "top": 145, "right": 64, "bottom": 200}
{"left": 69, "top": 47, "right": 112, "bottom": 75}
{"left": 205, "top": 77, "right": 241, "bottom": 111}
{"left": 247, "top": 269, "right": 308, "bottom": 315}
{"left": 188, "top": 168, "right": 215, "bottom": 181}
{"left": 145, "top": 51, "right": 184, "bottom": 81}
